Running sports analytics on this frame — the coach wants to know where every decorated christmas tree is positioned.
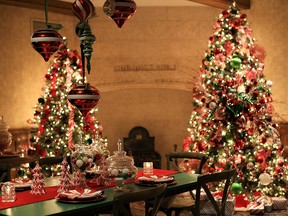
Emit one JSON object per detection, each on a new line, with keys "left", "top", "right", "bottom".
{"left": 183, "top": 3, "right": 288, "bottom": 199}
{"left": 28, "top": 42, "right": 105, "bottom": 157}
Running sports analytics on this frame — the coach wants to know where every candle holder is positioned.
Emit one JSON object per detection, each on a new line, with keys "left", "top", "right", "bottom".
{"left": 143, "top": 162, "right": 153, "bottom": 176}
{"left": 1, "top": 182, "right": 16, "bottom": 202}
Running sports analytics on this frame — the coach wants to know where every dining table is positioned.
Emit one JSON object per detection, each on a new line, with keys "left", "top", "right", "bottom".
{"left": 0, "top": 169, "right": 199, "bottom": 216}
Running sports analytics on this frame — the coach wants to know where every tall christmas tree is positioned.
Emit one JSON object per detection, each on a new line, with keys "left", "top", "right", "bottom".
{"left": 29, "top": 42, "right": 106, "bottom": 157}
{"left": 184, "top": 3, "right": 288, "bottom": 198}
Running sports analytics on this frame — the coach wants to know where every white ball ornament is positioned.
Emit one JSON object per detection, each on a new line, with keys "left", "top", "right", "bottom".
{"left": 259, "top": 173, "right": 271, "bottom": 185}
{"left": 237, "top": 85, "right": 245, "bottom": 93}
{"left": 76, "top": 159, "right": 84, "bottom": 168}
{"left": 83, "top": 156, "right": 88, "bottom": 162}
{"left": 111, "top": 169, "right": 119, "bottom": 176}
{"left": 88, "top": 158, "right": 94, "bottom": 163}
{"left": 122, "top": 168, "right": 129, "bottom": 174}
{"left": 266, "top": 80, "right": 273, "bottom": 88}
{"left": 209, "top": 102, "right": 217, "bottom": 109}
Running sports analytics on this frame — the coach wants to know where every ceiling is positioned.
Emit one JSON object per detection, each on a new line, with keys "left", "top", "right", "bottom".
{"left": 0, "top": 0, "right": 250, "bottom": 15}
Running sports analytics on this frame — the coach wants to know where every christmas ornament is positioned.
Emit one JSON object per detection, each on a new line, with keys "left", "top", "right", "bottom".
{"left": 72, "top": 0, "right": 95, "bottom": 23}
{"left": 259, "top": 173, "right": 271, "bottom": 185}
{"left": 80, "top": 23, "right": 96, "bottom": 74}
{"left": 230, "top": 57, "right": 242, "bottom": 68}
{"left": 67, "top": 83, "right": 100, "bottom": 117}
{"left": 231, "top": 182, "right": 242, "bottom": 194}
{"left": 31, "top": 28, "right": 63, "bottom": 62}
{"left": 266, "top": 80, "right": 273, "bottom": 88}
{"left": 103, "top": 0, "right": 137, "bottom": 28}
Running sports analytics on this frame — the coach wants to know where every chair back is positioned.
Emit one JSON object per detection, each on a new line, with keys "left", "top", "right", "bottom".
{"left": 166, "top": 152, "right": 208, "bottom": 174}
{"left": 113, "top": 183, "right": 167, "bottom": 216}
{"left": 193, "top": 169, "right": 236, "bottom": 216}
{"left": 0, "top": 163, "right": 12, "bottom": 182}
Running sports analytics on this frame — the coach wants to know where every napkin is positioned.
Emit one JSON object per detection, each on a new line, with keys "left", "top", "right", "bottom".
{"left": 11, "top": 179, "right": 33, "bottom": 188}
{"left": 57, "top": 189, "right": 103, "bottom": 200}
{"left": 138, "top": 175, "right": 174, "bottom": 183}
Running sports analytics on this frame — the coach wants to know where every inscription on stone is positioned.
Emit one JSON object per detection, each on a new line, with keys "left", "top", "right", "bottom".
{"left": 114, "top": 64, "right": 176, "bottom": 72}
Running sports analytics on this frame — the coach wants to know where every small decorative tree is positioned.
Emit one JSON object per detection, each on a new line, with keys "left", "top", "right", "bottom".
{"left": 57, "top": 157, "right": 72, "bottom": 193}
{"left": 30, "top": 161, "right": 47, "bottom": 195}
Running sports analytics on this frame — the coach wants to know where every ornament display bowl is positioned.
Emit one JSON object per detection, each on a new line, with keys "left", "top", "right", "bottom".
{"left": 70, "top": 144, "right": 94, "bottom": 189}
{"left": 0, "top": 131, "right": 12, "bottom": 154}
{"left": 0, "top": 116, "right": 12, "bottom": 154}
{"left": 101, "top": 139, "right": 138, "bottom": 191}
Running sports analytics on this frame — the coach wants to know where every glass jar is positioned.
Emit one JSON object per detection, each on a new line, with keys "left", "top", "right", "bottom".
{"left": 0, "top": 116, "right": 12, "bottom": 155}
{"left": 102, "top": 138, "right": 138, "bottom": 191}
{"left": 70, "top": 143, "right": 94, "bottom": 189}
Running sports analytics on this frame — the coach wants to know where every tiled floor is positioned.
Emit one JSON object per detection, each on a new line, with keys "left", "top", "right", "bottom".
{"left": 126, "top": 201, "right": 288, "bottom": 216}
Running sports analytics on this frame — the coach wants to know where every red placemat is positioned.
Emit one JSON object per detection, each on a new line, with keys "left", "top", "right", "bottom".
{"left": 0, "top": 183, "right": 110, "bottom": 210}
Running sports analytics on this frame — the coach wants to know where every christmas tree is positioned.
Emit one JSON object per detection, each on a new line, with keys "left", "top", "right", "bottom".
{"left": 28, "top": 42, "right": 105, "bottom": 157}
{"left": 184, "top": 3, "right": 288, "bottom": 198}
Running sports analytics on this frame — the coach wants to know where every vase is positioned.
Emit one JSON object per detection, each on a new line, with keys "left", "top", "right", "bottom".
{"left": 101, "top": 138, "right": 138, "bottom": 191}
{"left": 70, "top": 143, "right": 94, "bottom": 190}
{"left": 0, "top": 116, "right": 12, "bottom": 155}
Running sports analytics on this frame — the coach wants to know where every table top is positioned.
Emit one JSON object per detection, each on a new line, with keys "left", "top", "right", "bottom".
{"left": 0, "top": 172, "right": 198, "bottom": 216}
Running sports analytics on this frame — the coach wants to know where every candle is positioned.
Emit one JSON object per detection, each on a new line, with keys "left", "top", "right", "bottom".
{"left": 1, "top": 183, "right": 16, "bottom": 202}
{"left": 143, "top": 162, "right": 153, "bottom": 175}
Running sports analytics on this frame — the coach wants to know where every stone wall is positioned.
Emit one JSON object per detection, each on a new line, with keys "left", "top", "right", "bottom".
{"left": 0, "top": 0, "right": 287, "bottom": 167}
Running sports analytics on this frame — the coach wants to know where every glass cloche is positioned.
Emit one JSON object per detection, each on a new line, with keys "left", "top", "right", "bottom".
{"left": 101, "top": 138, "right": 138, "bottom": 191}
{"left": 0, "top": 116, "right": 12, "bottom": 155}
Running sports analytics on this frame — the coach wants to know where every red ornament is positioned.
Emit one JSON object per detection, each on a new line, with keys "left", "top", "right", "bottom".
{"left": 103, "top": 0, "right": 137, "bottom": 28}
{"left": 31, "top": 28, "right": 63, "bottom": 62}
{"left": 72, "top": 0, "right": 95, "bottom": 23}
{"left": 222, "top": 10, "right": 230, "bottom": 18}
{"left": 229, "top": 18, "right": 241, "bottom": 29}
{"left": 67, "top": 83, "right": 100, "bottom": 117}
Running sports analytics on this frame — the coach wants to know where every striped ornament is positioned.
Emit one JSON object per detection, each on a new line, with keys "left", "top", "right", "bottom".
{"left": 31, "top": 28, "right": 63, "bottom": 62}
{"left": 67, "top": 84, "right": 100, "bottom": 117}
{"left": 72, "top": 0, "right": 95, "bottom": 23}
{"left": 103, "top": 0, "right": 137, "bottom": 28}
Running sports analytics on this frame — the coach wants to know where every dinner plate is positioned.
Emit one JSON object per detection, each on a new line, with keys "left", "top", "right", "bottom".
{"left": 56, "top": 194, "right": 107, "bottom": 204}
{"left": 10, "top": 180, "right": 32, "bottom": 191}
{"left": 134, "top": 179, "right": 177, "bottom": 187}
{"left": 56, "top": 189, "right": 104, "bottom": 201}
{"left": 137, "top": 175, "right": 175, "bottom": 183}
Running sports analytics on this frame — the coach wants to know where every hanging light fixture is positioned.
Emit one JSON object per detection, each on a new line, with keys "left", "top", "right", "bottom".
{"left": 103, "top": 0, "right": 137, "bottom": 28}
{"left": 30, "top": 0, "right": 63, "bottom": 62}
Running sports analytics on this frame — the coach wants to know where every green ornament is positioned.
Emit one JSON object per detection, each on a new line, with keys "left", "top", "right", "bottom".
{"left": 231, "top": 182, "right": 242, "bottom": 194}
{"left": 230, "top": 57, "right": 242, "bottom": 68}
{"left": 38, "top": 98, "right": 45, "bottom": 104}
{"left": 17, "top": 169, "right": 25, "bottom": 177}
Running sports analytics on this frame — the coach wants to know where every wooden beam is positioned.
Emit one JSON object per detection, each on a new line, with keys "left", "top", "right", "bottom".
{"left": 187, "top": 0, "right": 250, "bottom": 10}
{"left": 0, "top": 0, "right": 73, "bottom": 15}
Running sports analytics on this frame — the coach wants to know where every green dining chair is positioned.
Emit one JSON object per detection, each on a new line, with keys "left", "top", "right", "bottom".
{"left": 0, "top": 162, "right": 12, "bottom": 182}
{"left": 113, "top": 183, "right": 167, "bottom": 216}
{"left": 191, "top": 169, "right": 236, "bottom": 216}
{"left": 145, "top": 151, "right": 208, "bottom": 216}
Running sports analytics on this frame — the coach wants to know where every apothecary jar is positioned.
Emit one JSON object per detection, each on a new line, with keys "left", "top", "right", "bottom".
{"left": 0, "top": 116, "right": 12, "bottom": 155}
{"left": 101, "top": 139, "right": 138, "bottom": 190}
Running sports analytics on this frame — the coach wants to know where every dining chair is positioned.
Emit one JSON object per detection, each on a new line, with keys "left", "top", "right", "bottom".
{"left": 112, "top": 183, "right": 167, "bottom": 216}
{"left": 191, "top": 168, "right": 236, "bottom": 216}
{"left": 0, "top": 162, "right": 12, "bottom": 182}
{"left": 145, "top": 151, "right": 208, "bottom": 216}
